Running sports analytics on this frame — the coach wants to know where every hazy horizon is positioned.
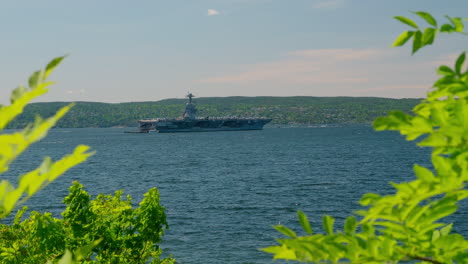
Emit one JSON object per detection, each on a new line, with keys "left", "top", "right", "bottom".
{"left": 1, "top": 0, "right": 467, "bottom": 105}
{"left": 24, "top": 94, "right": 426, "bottom": 105}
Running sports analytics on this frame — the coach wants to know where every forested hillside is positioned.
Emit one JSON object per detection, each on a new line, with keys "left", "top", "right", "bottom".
{"left": 7, "top": 96, "right": 421, "bottom": 128}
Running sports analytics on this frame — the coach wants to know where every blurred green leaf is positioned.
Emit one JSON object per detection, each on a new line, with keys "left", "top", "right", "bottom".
{"left": 437, "top": 65, "right": 456, "bottom": 76}
{"left": 392, "top": 31, "right": 414, "bottom": 47}
{"left": 344, "top": 216, "right": 357, "bottom": 235}
{"left": 297, "top": 210, "right": 313, "bottom": 235}
{"left": 322, "top": 215, "right": 334, "bottom": 235}
{"left": 440, "top": 223, "right": 453, "bottom": 236}
{"left": 414, "top": 164, "right": 436, "bottom": 182}
{"left": 440, "top": 23, "right": 456, "bottom": 32}
{"left": 274, "top": 225, "right": 297, "bottom": 238}
{"left": 422, "top": 27, "right": 436, "bottom": 45}
{"left": 455, "top": 52, "right": 466, "bottom": 75}
{"left": 412, "top": 30, "right": 423, "bottom": 54}
{"left": 359, "top": 193, "right": 381, "bottom": 206}
{"left": 394, "top": 16, "right": 419, "bottom": 29}
{"left": 45, "top": 56, "right": 65, "bottom": 79}
{"left": 57, "top": 250, "right": 73, "bottom": 264}
{"left": 10, "top": 86, "right": 28, "bottom": 104}
{"left": 413, "top": 11, "right": 437, "bottom": 26}
{"left": 446, "top": 16, "right": 464, "bottom": 32}
{"left": 28, "top": 70, "right": 42, "bottom": 89}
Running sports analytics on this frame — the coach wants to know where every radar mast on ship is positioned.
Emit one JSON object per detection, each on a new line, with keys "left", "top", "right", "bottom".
{"left": 183, "top": 92, "right": 197, "bottom": 120}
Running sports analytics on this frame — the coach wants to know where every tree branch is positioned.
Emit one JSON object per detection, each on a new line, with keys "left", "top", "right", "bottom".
{"left": 410, "top": 255, "right": 443, "bottom": 264}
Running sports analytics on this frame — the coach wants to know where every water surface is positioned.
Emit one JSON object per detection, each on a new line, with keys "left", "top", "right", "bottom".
{"left": 5, "top": 126, "right": 466, "bottom": 263}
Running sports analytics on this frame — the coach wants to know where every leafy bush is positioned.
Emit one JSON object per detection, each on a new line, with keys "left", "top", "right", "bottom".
{"left": 0, "top": 182, "right": 173, "bottom": 263}
{"left": 264, "top": 12, "right": 468, "bottom": 263}
{"left": 0, "top": 58, "right": 173, "bottom": 263}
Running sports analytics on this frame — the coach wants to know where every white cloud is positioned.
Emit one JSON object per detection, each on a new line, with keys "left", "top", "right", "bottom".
{"left": 197, "top": 48, "right": 389, "bottom": 85}
{"left": 194, "top": 48, "right": 443, "bottom": 98}
{"left": 66, "top": 89, "right": 86, "bottom": 95}
{"left": 312, "top": 0, "right": 344, "bottom": 9}
{"left": 288, "top": 49, "right": 381, "bottom": 61}
{"left": 207, "top": 9, "right": 220, "bottom": 16}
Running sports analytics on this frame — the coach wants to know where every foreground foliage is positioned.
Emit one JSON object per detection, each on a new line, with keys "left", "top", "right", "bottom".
{"left": 264, "top": 12, "right": 468, "bottom": 263}
{"left": 0, "top": 58, "right": 173, "bottom": 263}
{"left": 0, "top": 56, "right": 93, "bottom": 220}
{"left": 0, "top": 182, "right": 173, "bottom": 264}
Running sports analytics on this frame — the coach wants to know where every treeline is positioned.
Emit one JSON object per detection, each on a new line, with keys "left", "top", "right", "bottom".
{"left": 7, "top": 96, "right": 421, "bottom": 128}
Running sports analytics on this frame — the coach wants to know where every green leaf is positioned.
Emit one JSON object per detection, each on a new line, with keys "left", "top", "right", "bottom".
{"left": 297, "top": 210, "right": 312, "bottom": 235}
{"left": 423, "top": 205, "right": 458, "bottom": 224}
{"left": 264, "top": 246, "right": 296, "bottom": 260}
{"left": 45, "top": 56, "right": 66, "bottom": 79}
{"left": 10, "top": 86, "right": 28, "bottom": 104}
{"left": 446, "top": 16, "right": 464, "bottom": 32}
{"left": 261, "top": 245, "right": 284, "bottom": 254}
{"left": 413, "top": 11, "right": 437, "bottom": 27}
{"left": 322, "top": 215, "right": 334, "bottom": 235}
{"left": 344, "top": 216, "right": 357, "bottom": 235}
{"left": 432, "top": 230, "right": 441, "bottom": 242}
{"left": 437, "top": 65, "right": 455, "bottom": 76}
{"left": 381, "top": 237, "right": 397, "bottom": 258}
{"left": 440, "top": 23, "right": 455, "bottom": 33}
{"left": 414, "top": 164, "right": 436, "bottom": 182}
{"left": 274, "top": 225, "right": 297, "bottom": 238}
{"left": 57, "top": 250, "right": 73, "bottom": 264}
{"left": 392, "top": 31, "right": 414, "bottom": 47}
{"left": 360, "top": 193, "right": 381, "bottom": 206}
{"left": 455, "top": 52, "right": 466, "bottom": 75}
{"left": 28, "top": 70, "right": 43, "bottom": 89}
{"left": 394, "top": 16, "right": 419, "bottom": 29}
{"left": 440, "top": 223, "right": 453, "bottom": 236}
{"left": 412, "top": 30, "right": 422, "bottom": 54}
{"left": 422, "top": 27, "right": 436, "bottom": 45}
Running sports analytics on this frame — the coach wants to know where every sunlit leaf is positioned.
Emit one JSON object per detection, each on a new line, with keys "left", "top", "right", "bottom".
{"left": 412, "top": 30, "right": 423, "bottom": 54}
{"left": 28, "top": 70, "right": 43, "bottom": 89}
{"left": 422, "top": 27, "right": 436, "bottom": 45}
{"left": 423, "top": 204, "right": 458, "bottom": 224}
{"left": 45, "top": 56, "right": 66, "bottom": 79}
{"left": 394, "top": 16, "right": 419, "bottom": 29}
{"left": 414, "top": 164, "right": 436, "bottom": 182}
{"left": 392, "top": 31, "right": 414, "bottom": 47}
{"left": 446, "top": 16, "right": 464, "bottom": 32}
{"left": 360, "top": 193, "right": 381, "bottom": 206}
{"left": 455, "top": 52, "right": 466, "bottom": 75}
{"left": 274, "top": 225, "right": 297, "bottom": 238}
{"left": 438, "top": 65, "right": 455, "bottom": 76}
{"left": 440, "top": 223, "right": 453, "bottom": 236}
{"left": 297, "top": 210, "right": 313, "bottom": 235}
{"left": 440, "top": 23, "right": 455, "bottom": 32}
{"left": 57, "top": 250, "right": 73, "bottom": 264}
{"left": 322, "top": 215, "right": 334, "bottom": 235}
{"left": 10, "top": 86, "right": 28, "bottom": 104}
{"left": 344, "top": 216, "right": 357, "bottom": 235}
{"left": 413, "top": 11, "right": 437, "bottom": 26}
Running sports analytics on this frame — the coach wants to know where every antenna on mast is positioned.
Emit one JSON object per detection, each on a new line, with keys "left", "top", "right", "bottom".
{"left": 186, "top": 92, "right": 195, "bottom": 104}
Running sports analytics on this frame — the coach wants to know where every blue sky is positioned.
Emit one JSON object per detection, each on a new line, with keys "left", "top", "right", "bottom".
{"left": 1, "top": 0, "right": 467, "bottom": 103}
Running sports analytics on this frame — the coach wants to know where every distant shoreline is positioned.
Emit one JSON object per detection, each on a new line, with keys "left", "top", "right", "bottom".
{"left": 7, "top": 96, "right": 419, "bottom": 129}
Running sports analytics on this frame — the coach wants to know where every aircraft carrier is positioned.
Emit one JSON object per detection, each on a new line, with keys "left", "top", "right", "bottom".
{"left": 137, "top": 93, "right": 272, "bottom": 133}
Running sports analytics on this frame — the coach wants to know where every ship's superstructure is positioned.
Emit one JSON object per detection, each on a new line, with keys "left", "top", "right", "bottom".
{"left": 137, "top": 93, "right": 272, "bottom": 133}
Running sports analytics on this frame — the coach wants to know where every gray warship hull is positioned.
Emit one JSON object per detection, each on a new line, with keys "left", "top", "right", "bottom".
{"left": 135, "top": 93, "right": 272, "bottom": 133}
{"left": 140, "top": 118, "right": 271, "bottom": 133}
